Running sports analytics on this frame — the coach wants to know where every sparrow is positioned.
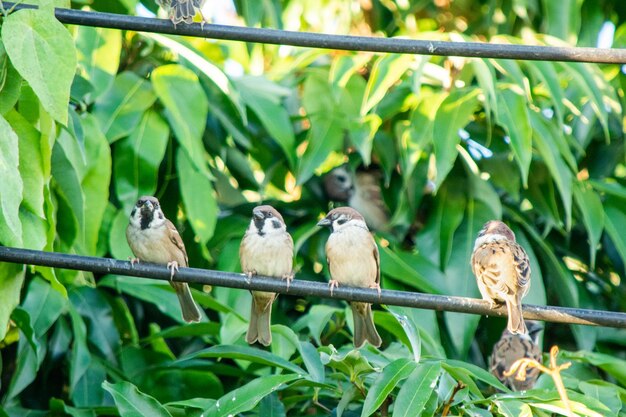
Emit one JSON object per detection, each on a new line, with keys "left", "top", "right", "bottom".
{"left": 317, "top": 207, "right": 382, "bottom": 348}
{"left": 489, "top": 321, "right": 543, "bottom": 391}
{"left": 471, "top": 220, "right": 531, "bottom": 334}
{"left": 323, "top": 166, "right": 390, "bottom": 232}
{"left": 126, "top": 196, "right": 202, "bottom": 323}
{"left": 156, "top": 0, "right": 206, "bottom": 26}
{"left": 239, "top": 205, "right": 294, "bottom": 346}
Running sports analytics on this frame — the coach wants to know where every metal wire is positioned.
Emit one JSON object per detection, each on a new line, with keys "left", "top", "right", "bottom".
{"left": 3, "top": 2, "right": 626, "bottom": 64}
{"left": 1, "top": 246, "right": 625, "bottom": 329}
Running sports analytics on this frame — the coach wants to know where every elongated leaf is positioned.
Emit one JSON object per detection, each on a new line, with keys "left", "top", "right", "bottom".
{"left": 236, "top": 76, "right": 296, "bottom": 168}
{"left": 81, "top": 115, "right": 111, "bottom": 255}
{"left": 0, "top": 114, "right": 23, "bottom": 247}
{"left": 152, "top": 64, "right": 209, "bottom": 175}
{"left": 524, "top": 60, "right": 565, "bottom": 129}
{"left": 392, "top": 362, "right": 441, "bottom": 417}
{"left": 103, "top": 380, "right": 173, "bottom": 417}
{"left": 259, "top": 393, "right": 286, "bottom": 417}
{"left": 114, "top": 110, "right": 169, "bottom": 211}
{"left": 530, "top": 112, "right": 573, "bottom": 229}
{"left": 604, "top": 201, "right": 626, "bottom": 274}
{"left": 0, "top": 263, "right": 25, "bottom": 341}
{"left": 190, "top": 345, "right": 306, "bottom": 375}
{"left": 75, "top": 26, "right": 121, "bottom": 98}
{"left": 2, "top": 8, "right": 76, "bottom": 124}
{"left": 177, "top": 149, "right": 218, "bottom": 245}
{"left": 379, "top": 246, "right": 447, "bottom": 294}
{"left": 203, "top": 374, "right": 300, "bottom": 417}
{"left": 542, "top": 0, "right": 582, "bottom": 43}
{"left": 432, "top": 88, "right": 480, "bottom": 188}
{"left": 361, "top": 358, "right": 417, "bottom": 417}
{"left": 362, "top": 54, "right": 414, "bottom": 115}
{"left": 573, "top": 181, "right": 604, "bottom": 268}
{"left": 496, "top": 85, "right": 532, "bottom": 187}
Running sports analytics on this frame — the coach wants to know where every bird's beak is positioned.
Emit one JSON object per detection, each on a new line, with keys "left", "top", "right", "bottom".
{"left": 317, "top": 217, "right": 331, "bottom": 227}
{"left": 253, "top": 209, "right": 264, "bottom": 220}
{"left": 142, "top": 200, "right": 153, "bottom": 210}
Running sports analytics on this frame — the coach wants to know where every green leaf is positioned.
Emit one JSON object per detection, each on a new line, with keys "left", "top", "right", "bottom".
{"left": 236, "top": 76, "right": 296, "bottom": 168}
{"left": 2, "top": 8, "right": 76, "bottom": 124}
{"left": 432, "top": 88, "right": 480, "bottom": 188}
{"left": 530, "top": 112, "right": 573, "bottom": 230}
{"left": 5, "top": 110, "right": 45, "bottom": 218}
{"left": 108, "top": 209, "right": 134, "bottom": 261}
{"left": 573, "top": 181, "right": 604, "bottom": 268}
{"left": 0, "top": 114, "right": 23, "bottom": 247}
{"left": 379, "top": 246, "right": 447, "bottom": 294}
{"left": 0, "top": 263, "right": 25, "bottom": 340}
{"left": 152, "top": 64, "right": 209, "bottom": 176}
{"left": 0, "top": 55, "right": 22, "bottom": 115}
{"left": 604, "top": 201, "right": 626, "bottom": 276}
{"left": 542, "top": 0, "right": 582, "bottom": 43}
{"left": 524, "top": 60, "right": 565, "bottom": 129}
{"left": 102, "top": 380, "right": 173, "bottom": 417}
{"left": 190, "top": 345, "right": 306, "bottom": 375}
{"left": 93, "top": 71, "right": 156, "bottom": 143}
{"left": 176, "top": 149, "right": 218, "bottom": 244}
{"left": 496, "top": 85, "right": 532, "bottom": 187}
{"left": 80, "top": 115, "right": 112, "bottom": 255}
{"left": 362, "top": 54, "right": 414, "bottom": 115}
{"left": 495, "top": 400, "right": 533, "bottom": 417}
{"left": 202, "top": 374, "right": 299, "bottom": 417}
{"left": 578, "top": 381, "right": 621, "bottom": 417}
{"left": 113, "top": 110, "right": 169, "bottom": 211}
{"left": 392, "top": 362, "right": 441, "bottom": 417}
{"left": 361, "top": 358, "right": 417, "bottom": 417}
{"left": 75, "top": 26, "right": 121, "bottom": 98}
{"left": 259, "top": 392, "right": 286, "bottom": 417}
{"left": 68, "top": 305, "right": 91, "bottom": 400}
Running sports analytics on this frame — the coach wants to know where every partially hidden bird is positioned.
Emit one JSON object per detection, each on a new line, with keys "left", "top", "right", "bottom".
{"left": 156, "top": 0, "right": 206, "bottom": 25}
{"left": 323, "top": 166, "right": 390, "bottom": 233}
{"left": 240, "top": 205, "right": 294, "bottom": 346}
{"left": 471, "top": 220, "right": 531, "bottom": 334}
{"left": 126, "top": 196, "right": 202, "bottom": 323}
{"left": 317, "top": 207, "right": 382, "bottom": 348}
{"left": 490, "top": 321, "right": 543, "bottom": 391}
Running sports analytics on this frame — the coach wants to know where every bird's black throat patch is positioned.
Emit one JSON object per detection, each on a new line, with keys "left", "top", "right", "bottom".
{"left": 140, "top": 208, "right": 154, "bottom": 230}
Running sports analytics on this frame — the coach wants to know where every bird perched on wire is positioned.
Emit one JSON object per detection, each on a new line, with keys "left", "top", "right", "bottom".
{"left": 471, "top": 220, "right": 531, "bottom": 334}
{"left": 323, "top": 166, "right": 390, "bottom": 233}
{"left": 490, "top": 321, "right": 543, "bottom": 391}
{"left": 240, "top": 205, "right": 294, "bottom": 346}
{"left": 156, "top": 0, "right": 207, "bottom": 26}
{"left": 317, "top": 207, "right": 382, "bottom": 348}
{"left": 126, "top": 196, "right": 202, "bottom": 323}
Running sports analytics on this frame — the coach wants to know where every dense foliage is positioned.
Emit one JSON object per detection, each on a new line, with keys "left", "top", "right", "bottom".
{"left": 0, "top": 0, "right": 625, "bottom": 415}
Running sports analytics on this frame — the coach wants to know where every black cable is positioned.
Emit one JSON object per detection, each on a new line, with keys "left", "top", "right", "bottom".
{"left": 1, "top": 246, "right": 625, "bottom": 328}
{"left": 3, "top": 2, "right": 626, "bottom": 64}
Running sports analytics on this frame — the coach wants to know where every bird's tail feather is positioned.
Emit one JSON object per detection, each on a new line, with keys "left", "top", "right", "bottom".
{"left": 351, "top": 303, "right": 382, "bottom": 348}
{"left": 246, "top": 295, "right": 273, "bottom": 346}
{"left": 172, "top": 282, "right": 202, "bottom": 323}
{"left": 506, "top": 299, "right": 527, "bottom": 335}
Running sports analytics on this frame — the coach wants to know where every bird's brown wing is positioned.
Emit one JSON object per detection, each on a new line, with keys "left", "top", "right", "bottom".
{"left": 372, "top": 240, "right": 380, "bottom": 286}
{"left": 511, "top": 242, "right": 531, "bottom": 289}
{"left": 166, "top": 219, "right": 188, "bottom": 267}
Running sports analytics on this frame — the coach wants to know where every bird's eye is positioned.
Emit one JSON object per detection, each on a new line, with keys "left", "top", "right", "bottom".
{"left": 336, "top": 175, "right": 347, "bottom": 183}
{"left": 266, "top": 212, "right": 273, "bottom": 218}
{"left": 336, "top": 218, "right": 347, "bottom": 225}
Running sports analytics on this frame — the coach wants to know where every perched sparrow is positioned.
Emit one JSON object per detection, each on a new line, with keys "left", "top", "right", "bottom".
{"left": 156, "top": 0, "right": 206, "bottom": 25}
{"left": 317, "top": 207, "right": 382, "bottom": 348}
{"left": 126, "top": 196, "right": 201, "bottom": 323}
{"left": 240, "top": 205, "right": 294, "bottom": 346}
{"left": 323, "top": 166, "right": 390, "bottom": 232}
{"left": 471, "top": 220, "right": 531, "bottom": 334}
{"left": 490, "top": 321, "right": 543, "bottom": 391}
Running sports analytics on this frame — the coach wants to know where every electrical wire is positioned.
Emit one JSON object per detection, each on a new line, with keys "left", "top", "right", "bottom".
{"left": 1, "top": 246, "right": 625, "bottom": 329}
{"left": 3, "top": 2, "right": 626, "bottom": 64}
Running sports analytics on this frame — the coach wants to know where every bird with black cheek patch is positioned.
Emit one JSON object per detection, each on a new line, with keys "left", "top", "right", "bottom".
{"left": 472, "top": 220, "right": 531, "bottom": 334}
{"left": 126, "top": 196, "right": 202, "bottom": 323}
{"left": 240, "top": 205, "right": 294, "bottom": 346}
{"left": 490, "top": 321, "right": 543, "bottom": 391}
{"left": 317, "top": 207, "right": 382, "bottom": 348}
